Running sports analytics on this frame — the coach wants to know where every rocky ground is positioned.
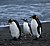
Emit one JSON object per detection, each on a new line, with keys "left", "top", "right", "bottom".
{"left": 0, "top": 22, "right": 50, "bottom": 46}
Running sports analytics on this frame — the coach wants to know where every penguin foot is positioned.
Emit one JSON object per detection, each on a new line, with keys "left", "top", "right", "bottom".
{"left": 33, "top": 37, "right": 39, "bottom": 40}
{"left": 18, "top": 36, "right": 21, "bottom": 40}
{"left": 39, "top": 35, "right": 42, "bottom": 38}
{"left": 10, "top": 37, "right": 18, "bottom": 41}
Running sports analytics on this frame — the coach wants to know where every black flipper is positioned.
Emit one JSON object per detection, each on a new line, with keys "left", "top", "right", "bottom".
{"left": 37, "top": 22, "right": 42, "bottom": 35}
{"left": 9, "top": 29, "right": 13, "bottom": 37}
{"left": 28, "top": 23, "right": 33, "bottom": 35}
{"left": 37, "top": 26, "right": 40, "bottom": 34}
{"left": 36, "top": 18, "right": 42, "bottom": 32}
{"left": 36, "top": 18, "right": 42, "bottom": 35}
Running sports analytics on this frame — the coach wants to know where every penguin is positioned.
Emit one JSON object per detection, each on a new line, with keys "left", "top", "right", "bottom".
{"left": 21, "top": 19, "right": 32, "bottom": 39}
{"left": 8, "top": 19, "right": 21, "bottom": 40}
{"left": 30, "top": 15, "right": 42, "bottom": 40}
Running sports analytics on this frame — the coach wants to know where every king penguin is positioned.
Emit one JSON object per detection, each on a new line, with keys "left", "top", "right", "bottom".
{"left": 30, "top": 15, "right": 42, "bottom": 40}
{"left": 21, "top": 19, "right": 32, "bottom": 39}
{"left": 8, "top": 19, "right": 21, "bottom": 40}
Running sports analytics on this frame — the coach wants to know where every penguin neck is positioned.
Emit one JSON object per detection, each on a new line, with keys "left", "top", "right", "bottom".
{"left": 23, "top": 22, "right": 28, "bottom": 25}
{"left": 10, "top": 21, "right": 16, "bottom": 25}
{"left": 11, "top": 21, "right": 15, "bottom": 24}
{"left": 31, "top": 19, "right": 37, "bottom": 24}
{"left": 32, "top": 19, "right": 36, "bottom": 21}
{"left": 24, "top": 22, "right": 28, "bottom": 24}
{"left": 31, "top": 19, "right": 38, "bottom": 27}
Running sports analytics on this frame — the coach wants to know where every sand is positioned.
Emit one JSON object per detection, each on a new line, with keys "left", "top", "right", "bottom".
{"left": 0, "top": 22, "right": 50, "bottom": 46}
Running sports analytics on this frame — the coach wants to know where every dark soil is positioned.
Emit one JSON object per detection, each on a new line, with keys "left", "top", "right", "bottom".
{"left": 0, "top": 22, "right": 50, "bottom": 46}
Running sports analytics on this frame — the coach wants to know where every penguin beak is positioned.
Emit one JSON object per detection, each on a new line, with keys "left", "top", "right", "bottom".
{"left": 20, "top": 19, "right": 22, "bottom": 20}
{"left": 20, "top": 19, "right": 25, "bottom": 21}
{"left": 29, "top": 17, "right": 32, "bottom": 18}
{"left": 21, "top": 18, "right": 25, "bottom": 20}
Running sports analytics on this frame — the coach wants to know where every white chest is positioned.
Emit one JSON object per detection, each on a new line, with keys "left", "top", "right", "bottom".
{"left": 31, "top": 19, "right": 38, "bottom": 28}
{"left": 9, "top": 22, "right": 20, "bottom": 38}
{"left": 23, "top": 22, "right": 30, "bottom": 34}
{"left": 31, "top": 19, "right": 39, "bottom": 36}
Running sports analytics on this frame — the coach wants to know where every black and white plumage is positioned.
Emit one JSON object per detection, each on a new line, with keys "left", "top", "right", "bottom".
{"left": 8, "top": 19, "right": 21, "bottom": 40}
{"left": 36, "top": 17, "right": 42, "bottom": 36}
{"left": 21, "top": 19, "right": 32, "bottom": 37}
{"left": 30, "top": 15, "right": 42, "bottom": 39}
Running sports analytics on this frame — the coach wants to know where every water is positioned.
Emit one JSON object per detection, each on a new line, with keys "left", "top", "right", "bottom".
{"left": 0, "top": 0, "right": 50, "bottom": 25}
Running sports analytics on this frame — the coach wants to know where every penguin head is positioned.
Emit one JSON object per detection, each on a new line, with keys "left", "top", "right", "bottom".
{"left": 32, "top": 15, "right": 36, "bottom": 19}
{"left": 30, "top": 15, "right": 38, "bottom": 20}
{"left": 8, "top": 19, "right": 13, "bottom": 23}
{"left": 21, "top": 19, "right": 28, "bottom": 22}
